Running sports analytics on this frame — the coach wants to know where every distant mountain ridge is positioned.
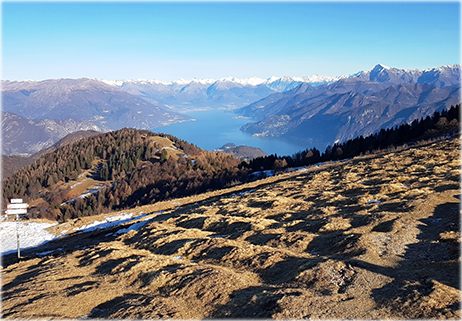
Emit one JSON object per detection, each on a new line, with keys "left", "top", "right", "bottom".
{"left": 100, "top": 74, "right": 346, "bottom": 112}
{"left": 238, "top": 64, "right": 461, "bottom": 149}
{"left": 356, "top": 64, "right": 461, "bottom": 87}
{"left": 101, "top": 74, "right": 343, "bottom": 89}
{"left": 2, "top": 78, "right": 190, "bottom": 130}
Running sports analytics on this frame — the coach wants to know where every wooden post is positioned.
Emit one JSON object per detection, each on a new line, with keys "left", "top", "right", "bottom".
{"left": 16, "top": 212, "right": 20, "bottom": 260}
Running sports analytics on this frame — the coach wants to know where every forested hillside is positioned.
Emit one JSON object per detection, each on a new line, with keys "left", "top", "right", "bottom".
{"left": 2, "top": 129, "right": 247, "bottom": 221}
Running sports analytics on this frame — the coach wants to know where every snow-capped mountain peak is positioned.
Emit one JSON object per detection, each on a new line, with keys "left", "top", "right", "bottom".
{"left": 374, "top": 63, "right": 391, "bottom": 70}
{"left": 217, "top": 76, "right": 267, "bottom": 86}
{"left": 99, "top": 79, "right": 127, "bottom": 87}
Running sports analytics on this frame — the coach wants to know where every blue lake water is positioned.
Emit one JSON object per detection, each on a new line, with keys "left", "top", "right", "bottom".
{"left": 155, "top": 110, "right": 310, "bottom": 156}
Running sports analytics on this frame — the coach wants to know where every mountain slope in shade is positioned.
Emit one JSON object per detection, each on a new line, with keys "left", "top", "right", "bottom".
{"left": 2, "top": 155, "right": 37, "bottom": 179}
{"left": 39, "top": 130, "right": 102, "bottom": 155}
{"left": 1, "top": 112, "right": 103, "bottom": 156}
{"left": 2, "top": 78, "right": 191, "bottom": 131}
{"left": 239, "top": 64, "right": 461, "bottom": 148}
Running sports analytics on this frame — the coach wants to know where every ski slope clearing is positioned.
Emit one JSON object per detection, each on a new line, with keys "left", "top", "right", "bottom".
{"left": 1, "top": 138, "right": 460, "bottom": 319}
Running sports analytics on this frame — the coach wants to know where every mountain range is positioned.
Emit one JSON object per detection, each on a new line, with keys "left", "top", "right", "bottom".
{"left": 238, "top": 64, "right": 461, "bottom": 148}
{"left": 2, "top": 64, "right": 460, "bottom": 156}
{"left": 1, "top": 74, "right": 343, "bottom": 155}
{"left": 100, "top": 74, "right": 343, "bottom": 112}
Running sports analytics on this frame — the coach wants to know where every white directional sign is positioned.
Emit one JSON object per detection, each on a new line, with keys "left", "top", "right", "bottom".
{"left": 5, "top": 208, "right": 28, "bottom": 215}
{"left": 7, "top": 203, "right": 29, "bottom": 209}
{"left": 10, "top": 199, "right": 23, "bottom": 204}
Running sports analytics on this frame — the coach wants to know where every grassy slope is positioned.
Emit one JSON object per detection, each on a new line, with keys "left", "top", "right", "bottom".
{"left": 1, "top": 138, "right": 460, "bottom": 319}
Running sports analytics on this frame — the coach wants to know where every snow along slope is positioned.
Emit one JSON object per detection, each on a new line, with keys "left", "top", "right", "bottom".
{"left": 0, "top": 212, "right": 157, "bottom": 256}
{"left": 1, "top": 221, "right": 58, "bottom": 255}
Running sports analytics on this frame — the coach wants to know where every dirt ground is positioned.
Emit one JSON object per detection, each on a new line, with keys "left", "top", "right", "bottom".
{"left": 1, "top": 138, "right": 460, "bottom": 319}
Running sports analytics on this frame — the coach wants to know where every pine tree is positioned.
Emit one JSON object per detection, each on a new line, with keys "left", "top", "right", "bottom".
{"left": 100, "top": 163, "right": 110, "bottom": 181}
{"left": 160, "top": 149, "right": 169, "bottom": 162}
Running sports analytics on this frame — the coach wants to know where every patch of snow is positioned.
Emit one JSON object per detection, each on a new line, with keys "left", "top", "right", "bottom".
{"left": 229, "top": 189, "right": 256, "bottom": 197}
{"left": 115, "top": 217, "right": 152, "bottom": 235}
{"left": 238, "top": 189, "right": 255, "bottom": 195}
{"left": 36, "top": 250, "right": 54, "bottom": 257}
{"left": 0, "top": 221, "right": 58, "bottom": 255}
{"left": 71, "top": 180, "right": 84, "bottom": 189}
{"left": 1, "top": 210, "right": 167, "bottom": 256}
{"left": 99, "top": 79, "right": 125, "bottom": 86}
{"left": 72, "top": 213, "right": 135, "bottom": 233}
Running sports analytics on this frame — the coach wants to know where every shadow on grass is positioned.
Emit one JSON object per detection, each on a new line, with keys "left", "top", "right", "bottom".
{"left": 351, "top": 200, "right": 460, "bottom": 318}
{"left": 209, "top": 285, "right": 285, "bottom": 318}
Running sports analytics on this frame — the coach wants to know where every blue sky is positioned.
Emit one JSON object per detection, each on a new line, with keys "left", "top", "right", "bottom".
{"left": 2, "top": 1, "right": 460, "bottom": 81}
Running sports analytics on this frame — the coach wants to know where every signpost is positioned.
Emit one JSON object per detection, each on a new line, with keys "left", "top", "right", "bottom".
{"left": 5, "top": 199, "right": 29, "bottom": 260}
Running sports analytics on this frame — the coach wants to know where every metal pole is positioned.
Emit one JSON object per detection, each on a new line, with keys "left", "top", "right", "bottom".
{"left": 16, "top": 213, "right": 20, "bottom": 260}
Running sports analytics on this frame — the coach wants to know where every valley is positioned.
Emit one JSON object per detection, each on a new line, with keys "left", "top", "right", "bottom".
{"left": 1, "top": 137, "right": 460, "bottom": 319}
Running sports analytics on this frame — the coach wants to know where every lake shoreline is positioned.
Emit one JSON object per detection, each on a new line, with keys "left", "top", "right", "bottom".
{"left": 155, "top": 109, "right": 310, "bottom": 157}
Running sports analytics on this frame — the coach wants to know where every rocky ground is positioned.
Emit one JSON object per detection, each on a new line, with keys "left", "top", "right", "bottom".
{"left": 1, "top": 138, "right": 460, "bottom": 319}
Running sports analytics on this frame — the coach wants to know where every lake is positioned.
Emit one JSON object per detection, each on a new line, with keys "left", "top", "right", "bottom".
{"left": 155, "top": 110, "right": 310, "bottom": 156}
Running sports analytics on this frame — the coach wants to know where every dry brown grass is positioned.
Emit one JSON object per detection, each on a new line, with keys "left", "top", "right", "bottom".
{"left": 1, "top": 138, "right": 460, "bottom": 319}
